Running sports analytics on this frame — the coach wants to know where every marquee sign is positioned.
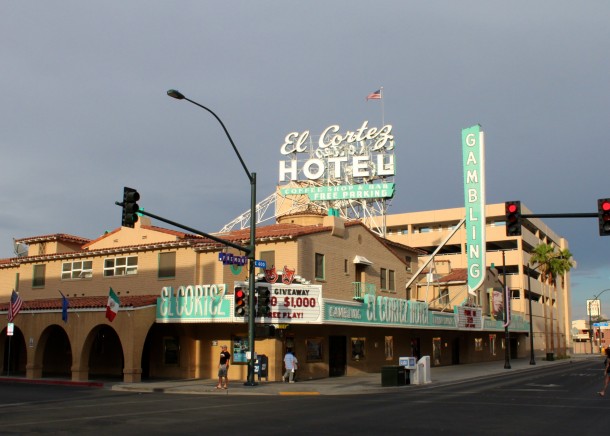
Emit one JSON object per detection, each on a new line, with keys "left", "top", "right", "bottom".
{"left": 235, "top": 281, "right": 322, "bottom": 323}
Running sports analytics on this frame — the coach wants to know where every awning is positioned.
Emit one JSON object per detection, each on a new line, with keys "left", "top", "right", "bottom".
{"left": 353, "top": 255, "right": 373, "bottom": 266}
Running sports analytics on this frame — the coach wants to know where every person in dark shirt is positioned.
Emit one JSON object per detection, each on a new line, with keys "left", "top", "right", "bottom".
{"left": 598, "top": 347, "right": 610, "bottom": 397}
{"left": 217, "top": 345, "right": 231, "bottom": 389}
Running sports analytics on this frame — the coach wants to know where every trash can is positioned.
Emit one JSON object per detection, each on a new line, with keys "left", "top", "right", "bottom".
{"left": 381, "top": 366, "right": 406, "bottom": 387}
{"left": 546, "top": 352, "right": 554, "bottom": 361}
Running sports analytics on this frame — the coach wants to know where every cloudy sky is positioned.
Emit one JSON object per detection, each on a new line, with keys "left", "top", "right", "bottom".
{"left": 2, "top": 1, "right": 609, "bottom": 320}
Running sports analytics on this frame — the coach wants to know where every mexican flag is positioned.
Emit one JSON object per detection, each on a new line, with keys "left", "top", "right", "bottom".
{"left": 106, "top": 288, "right": 120, "bottom": 322}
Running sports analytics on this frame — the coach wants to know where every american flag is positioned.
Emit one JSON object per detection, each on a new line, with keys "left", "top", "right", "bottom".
{"left": 366, "top": 89, "right": 382, "bottom": 100}
{"left": 8, "top": 290, "right": 23, "bottom": 323}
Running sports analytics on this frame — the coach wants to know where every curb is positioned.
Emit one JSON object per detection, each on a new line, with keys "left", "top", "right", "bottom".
{"left": 0, "top": 377, "right": 104, "bottom": 388}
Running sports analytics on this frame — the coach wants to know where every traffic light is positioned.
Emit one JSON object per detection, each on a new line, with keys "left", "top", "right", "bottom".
{"left": 505, "top": 201, "right": 522, "bottom": 236}
{"left": 121, "top": 187, "right": 140, "bottom": 228}
{"left": 598, "top": 198, "right": 610, "bottom": 236}
{"left": 234, "top": 286, "right": 248, "bottom": 317}
{"left": 256, "top": 286, "right": 271, "bottom": 318}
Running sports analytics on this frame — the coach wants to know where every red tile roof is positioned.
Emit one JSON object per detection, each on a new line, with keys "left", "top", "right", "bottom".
{"left": 15, "top": 233, "right": 91, "bottom": 245}
{"left": 0, "top": 295, "right": 158, "bottom": 312}
{"left": 437, "top": 268, "right": 468, "bottom": 283}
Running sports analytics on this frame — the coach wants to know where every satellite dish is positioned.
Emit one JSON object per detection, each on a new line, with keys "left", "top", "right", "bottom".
{"left": 13, "top": 239, "right": 28, "bottom": 257}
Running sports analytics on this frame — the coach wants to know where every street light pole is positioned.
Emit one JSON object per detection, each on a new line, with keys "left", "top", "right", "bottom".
{"left": 167, "top": 89, "right": 258, "bottom": 386}
{"left": 589, "top": 289, "right": 610, "bottom": 355}
{"left": 526, "top": 267, "right": 536, "bottom": 365}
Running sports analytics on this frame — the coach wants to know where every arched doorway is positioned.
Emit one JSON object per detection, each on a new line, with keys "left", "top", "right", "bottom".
{"left": 1, "top": 326, "right": 27, "bottom": 376}
{"left": 87, "top": 325, "right": 124, "bottom": 380}
{"left": 40, "top": 325, "right": 72, "bottom": 378}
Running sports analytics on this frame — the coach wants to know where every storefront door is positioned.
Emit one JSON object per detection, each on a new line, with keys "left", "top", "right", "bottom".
{"left": 329, "top": 335, "right": 346, "bottom": 377}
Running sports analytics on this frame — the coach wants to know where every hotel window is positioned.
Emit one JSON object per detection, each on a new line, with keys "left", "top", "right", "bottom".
{"left": 158, "top": 252, "right": 176, "bottom": 279}
{"left": 259, "top": 250, "right": 275, "bottom": 272}
{"left": 388, "top": 270, "right": 395, "bottom": 291}
{"left": 104, "top": 255, "right": 138, "bottom": 277}
{"left": 33, "top": 264, "right": 46, "bottom": 288}
{"left": 405, "top": 256, "right": 412, "bottom": 272}
{"left": 315, "top": 253, "right": 325, "bottom": 280}
{"left": 61, "top": 260, "right": 93, "bottom": 280}
{"left": 380, "top": 268, "right": 387, "bottom": 290}
{"left": 439, "top": 288, "right": 449, "bottom": 306}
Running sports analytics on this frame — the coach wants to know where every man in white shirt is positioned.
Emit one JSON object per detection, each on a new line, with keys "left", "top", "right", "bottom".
{"left": 283, "top": 349, "right": 298, "bottom": 383}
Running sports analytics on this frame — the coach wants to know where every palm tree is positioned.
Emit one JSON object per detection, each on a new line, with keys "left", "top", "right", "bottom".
{"left": 551, "top": 248, "right": 575, "bottom": 355}
{"left": 530, "top": 244, "right": 575, "bottom": 358}
{"left": 530, "top": 244, "right": 555, "bottom": 356}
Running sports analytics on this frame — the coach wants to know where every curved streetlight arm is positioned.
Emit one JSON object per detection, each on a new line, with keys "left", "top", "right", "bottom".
{"left": 167, "top": 89, "right": 253, "bottom": 184}
{"left": 167, "top": 88, "right": 258, "bottom": 386}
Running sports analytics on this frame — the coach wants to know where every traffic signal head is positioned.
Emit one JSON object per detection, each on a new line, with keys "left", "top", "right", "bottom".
{"left": 256, "top": 286, "right": 271, "bottom": 318}
{"left": 234, "top": 286, "right": 248, "bottom": 317}
{"left": 598, "top": 198, "right": 610, "bottom": 236}
{"left": 505, "top": 201, "right": 522, "bottom": 236}
{"left": 121, "top": 187, "right": 140, "bottom": 228}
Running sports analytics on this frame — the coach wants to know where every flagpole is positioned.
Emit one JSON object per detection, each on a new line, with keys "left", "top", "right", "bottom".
{"left": 7, "top": 336, "right": 11, "bottom": 376}
{"left": 380, "top": 86, "right": 385, "bottom": 125}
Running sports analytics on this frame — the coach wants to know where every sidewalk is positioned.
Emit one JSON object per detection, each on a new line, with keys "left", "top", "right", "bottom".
{"left": 110, "top": 355, "right": 595, "bottom": 396}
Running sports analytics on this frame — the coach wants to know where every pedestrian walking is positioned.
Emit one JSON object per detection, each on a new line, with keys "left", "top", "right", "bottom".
{"left": 283, "top": 349, "right": 298, "bottom": 383}
{"left": 217, "top": 345, "right": 231, "bottom": 389}
{"left": 598, "top": 346, "right": 610, "bottom": 396}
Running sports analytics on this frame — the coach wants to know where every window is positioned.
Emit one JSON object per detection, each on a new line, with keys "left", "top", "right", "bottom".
{"left": 351, "top": 337, "right": 366, "bottom": 360}
{"left": 511, "top": 289, "right": 520, "bottom": 299}
{"left": 158, "top": 252, "right": 176, "bottom": 279}
{"left": 380, "top": 267, "right": 396, "bottom": 292}
{"left": 315, "top": 253, "right": 325, "bottom": 280}
{"left": 385, "top": 336, "right": 394, "bottom": 360}
{"left": 405, "top": 256, "right": 412, "bottom": 272}
{"left": 104, "top": 256, "right": 138, "bottom": 277}
{"left": 259, "top": 250, "right": 275, "bottom": 272}
{"left": 439, "top": 288, "right": 449, "bottom": 306}
{"left": 232, "top": 336, "right": 249, "bottom": 364}
{"left": 163, "top": 337, "right": 180, "bottom": 365}
{"left": 33, "top": 264, "right": 46, "bottom": 288}
{"left": 306, "top": 338, "right": 323, "bottom": 362}
{"left": 344, "top": 259, "right": 348, "bottom": 274}
{"left": 475, "top": 338, "right": 483, "bottom": 351}
{"left": 61, "top": 261, "right": 93, "bottom": 280}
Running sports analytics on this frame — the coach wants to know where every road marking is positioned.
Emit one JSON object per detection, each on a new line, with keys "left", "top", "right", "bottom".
{"left": 278, "top": 391, "right": 320, "bottom": 396}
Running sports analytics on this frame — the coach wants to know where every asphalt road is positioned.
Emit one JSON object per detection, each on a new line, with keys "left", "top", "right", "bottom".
{"left": 0, "top": 359, "right": 606, "bottom": 435}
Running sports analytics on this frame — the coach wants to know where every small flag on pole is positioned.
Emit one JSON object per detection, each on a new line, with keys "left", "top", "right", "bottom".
{"left": 8, "top": 290, "right": 23, "bottom": 323}
{"left": 366, "top": 89, "right": 382, "bottom": 100}
{"left": 59, "top": 291, "right": 69, "bottom": 323}
{"left": 106, "top": 288, "right": 120, "bottom": 322}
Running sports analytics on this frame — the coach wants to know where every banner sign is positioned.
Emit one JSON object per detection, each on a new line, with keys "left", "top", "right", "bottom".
{"left": 156, "top": 284, "right": 232, "bottom": 323}
{"left": 462, "top": 124, "right": 486, "bottom": 295}
{"left": 281, "top": 183, "right": 395, "bottom": 201}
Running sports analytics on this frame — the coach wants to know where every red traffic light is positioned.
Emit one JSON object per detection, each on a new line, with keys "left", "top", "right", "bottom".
{"left": 234, "top": 287, "right": 248, "bottom": 317}
{"left": 598, "top": 199, "right": 610, "bottom": 236}
{"left": 505, "top": 201, "right": 522, "bottom": 236}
